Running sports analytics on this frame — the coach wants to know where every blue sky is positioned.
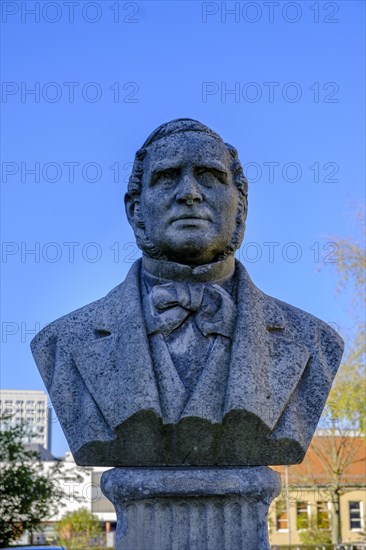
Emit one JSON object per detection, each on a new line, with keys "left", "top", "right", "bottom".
{"left": 1, "top": 0, "right": 365, "bottom": 456}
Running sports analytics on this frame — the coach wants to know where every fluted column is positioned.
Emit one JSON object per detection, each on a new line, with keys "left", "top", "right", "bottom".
{"left": 101, "top": 467, "right": 281, "bottom": 550}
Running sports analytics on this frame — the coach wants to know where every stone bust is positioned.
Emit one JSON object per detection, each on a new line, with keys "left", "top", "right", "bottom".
{"left": 31, "top": 119, "right": 344, "bottom": 467}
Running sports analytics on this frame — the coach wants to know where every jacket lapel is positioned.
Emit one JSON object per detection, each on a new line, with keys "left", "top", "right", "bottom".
{"left": 224, "top": 261, "right": 310, "bottom": 430}
{"left": 73, "top": 258, "right": 310, "bottom": 432}
{"left": 73, "top": 260, "right": 162, "bottom": 431}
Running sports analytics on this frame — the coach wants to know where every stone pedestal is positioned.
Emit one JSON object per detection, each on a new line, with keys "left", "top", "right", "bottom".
{"left": 101, "top": 466, "right": 281, "bottom": 550}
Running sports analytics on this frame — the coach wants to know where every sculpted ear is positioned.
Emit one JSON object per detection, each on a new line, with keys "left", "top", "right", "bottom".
{"left": 124, "top": 193, "right": 136, "bottom": 227}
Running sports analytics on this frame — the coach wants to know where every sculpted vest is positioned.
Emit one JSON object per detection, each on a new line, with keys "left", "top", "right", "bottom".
{"left": 141, "top": 256, "right": 237, "bottom": 423}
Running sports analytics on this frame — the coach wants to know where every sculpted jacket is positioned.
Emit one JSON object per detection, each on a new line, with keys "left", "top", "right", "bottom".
{"left": 30, "top": 259, "right": 344, "bottom": 466}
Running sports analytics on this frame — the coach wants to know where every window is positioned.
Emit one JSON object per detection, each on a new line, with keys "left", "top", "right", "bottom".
{"left": 3, "top": 401, "right": 16, "bottom": 416}
{"left": 349, "top": 501, "right": 363, "bottom": 531}
{"left": 316, "top": 501, "right": 330, "bottom": 530}
{"left": 296, "top": 501, "right": 309, "bottom": 530}
{"left": 36, "top": 405, "right": 47, "bottom": 422}
{"left": 276, "top": 501, "right": 288, "bottom": 531}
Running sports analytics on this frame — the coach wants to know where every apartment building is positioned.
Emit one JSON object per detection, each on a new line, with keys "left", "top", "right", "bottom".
{"left": 0, "top": 389, "right": 52, "bottom": 451}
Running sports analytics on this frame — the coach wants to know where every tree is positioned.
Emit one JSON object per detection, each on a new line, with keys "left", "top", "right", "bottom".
{"left": 55, "top": 507, "right": 103, "bottom": 549}
{"left": 298, "top": 513, "right": 332, "bottom": 546}
{"left": 0, "top": 419, "right": 83, "bottom": 547}
{"left": 304, "top": 428, "right": 365, "bottom": 545}
{"left": 328, "top": 205, "right": 366, "bottom": 435}
{"left": 0, "top": 419, "right": 54, "bottom": 546}
{"left": 304, "top": 207, "right": 366, "bottom": 545}
{"left": 332, "top": 206, "right": 365, "bottom": 309}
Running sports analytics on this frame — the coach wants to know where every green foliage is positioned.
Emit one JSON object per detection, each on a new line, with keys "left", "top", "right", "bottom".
{"left": 296, "top": 512, "right": 309, "bottom": 531}
{"left": 327, "top": 205, "right": 365, "bottom": 432}
{"left": 0, "top": 420, "right": 56, "bottom": 547}
{"left": 333, "top": 206, "right": 365, "bottom": 308}
{"left": 320, "top": 204, "right": 366, "bottom": 435}
{"left": 327, "top": 332, "right": 366, "bottom": 434}
{"left": 267, "top": 513, "right": 275, "bottom": 536}
{"left": 0, "top": 418, "right": 85, "bottom": 548}
{"left": 307, "top": 208, "right": 366, "bottom": 545}
{"left": 298, "top": 514, "right": 332, "bottom": 545}
{"left": 55, "top": 507, "right": 103, "bottom": 549}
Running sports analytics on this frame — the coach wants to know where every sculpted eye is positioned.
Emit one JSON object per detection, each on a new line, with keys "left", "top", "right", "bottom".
{"left": 152, "top": 169, "right": 179, "bottom": 186}
{"left": 195, "top": 168, "right": 227, "bottom": 185}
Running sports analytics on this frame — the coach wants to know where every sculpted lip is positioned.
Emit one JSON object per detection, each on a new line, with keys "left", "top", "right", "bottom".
{"left": 171, "top": 214, "right": 211, "bottom": 223}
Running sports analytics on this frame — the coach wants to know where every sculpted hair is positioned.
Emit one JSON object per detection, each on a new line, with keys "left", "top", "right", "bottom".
{"left": 126, "top": 118, "right": 249, "bottom": 260}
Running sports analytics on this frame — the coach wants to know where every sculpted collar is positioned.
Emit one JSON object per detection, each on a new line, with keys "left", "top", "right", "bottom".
{"left": 142, "top": 255, "right": 235, "bottom": 285}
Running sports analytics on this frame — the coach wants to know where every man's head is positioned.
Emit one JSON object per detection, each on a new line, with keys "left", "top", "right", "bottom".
{"left": 125, "top": 118, "right": 248, "bottom": 266}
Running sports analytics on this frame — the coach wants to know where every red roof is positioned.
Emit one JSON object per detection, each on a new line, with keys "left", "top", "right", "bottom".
{"left": 273, "top": 435, "right": 366, "bottom": 486}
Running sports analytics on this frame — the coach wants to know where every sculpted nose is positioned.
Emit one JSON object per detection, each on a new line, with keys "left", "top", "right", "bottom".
{"left": 176, "top": 174, "right": 203, "bottom": 204}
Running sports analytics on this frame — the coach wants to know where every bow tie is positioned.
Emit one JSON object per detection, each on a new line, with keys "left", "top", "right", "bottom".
{"left": 144, "top": 281, "right": 236, "bottom": 338}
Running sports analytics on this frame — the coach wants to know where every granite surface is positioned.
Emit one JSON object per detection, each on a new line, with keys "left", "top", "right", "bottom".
{"left": 31, "top": 119, "right": 344, "bottom": 467}
{"left": 101, "top": 466, "right": 281, "bottom": 550}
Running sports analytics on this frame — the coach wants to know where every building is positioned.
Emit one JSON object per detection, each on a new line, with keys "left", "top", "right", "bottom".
{"left": 0, "top": 389, "right": 52, "bottom": 451}
{"left": 269, "top": 435, "right": 366, "bottom": 547}
{"left": 6, "top": 421, "right": 364, "bottom": 547}
{"left": 91, "top": 467, "right": 117, "bottom": 547}
{"left": 13, "top": 452, "right": 116, "bottom": 547}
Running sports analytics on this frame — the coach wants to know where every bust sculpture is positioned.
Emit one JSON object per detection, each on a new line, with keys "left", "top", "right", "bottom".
{"left": 31, "top": 119, "right": 344, "bottom": 467}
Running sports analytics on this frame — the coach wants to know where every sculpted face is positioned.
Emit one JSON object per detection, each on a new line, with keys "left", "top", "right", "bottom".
{"left": 127, "top": 131, "right": 240, "bottom": 266}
